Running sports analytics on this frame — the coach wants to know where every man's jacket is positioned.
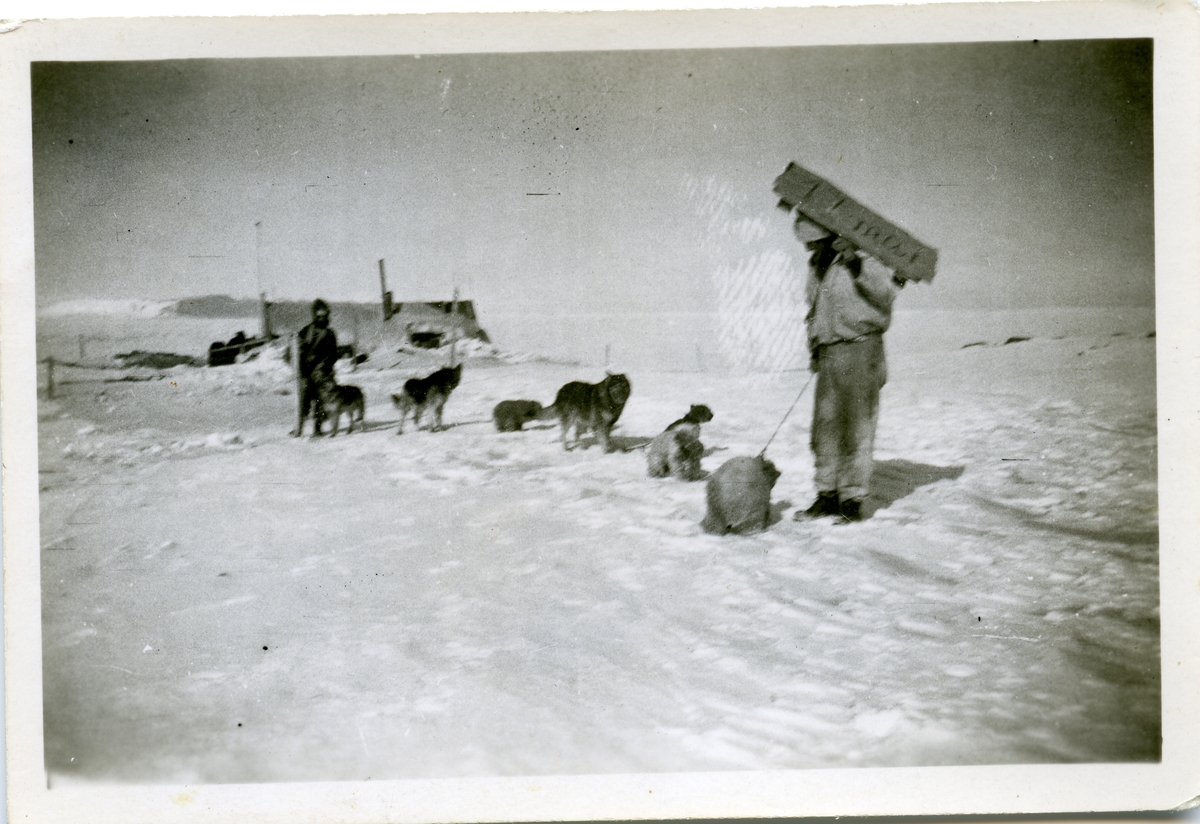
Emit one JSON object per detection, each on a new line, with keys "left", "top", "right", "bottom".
{"left": 806, "top": 254, "right": 898, "bottom": 350}
{"left": 297, "top": 322, "right": 339, "bottom": 379}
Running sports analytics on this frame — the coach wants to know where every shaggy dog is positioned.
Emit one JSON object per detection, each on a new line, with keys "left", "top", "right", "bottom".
{"left": 391, "top": 364, "right": 463, "bottom": 434}
{"left": 665, "top": 404, "right": 714, "bottom": 439}
{"left": 315, "top": 378, "right": 365, "bottom": 436}
{"left": 492, "top": 399, "right": 547, "bottom": 432}
{"left": 701, "top": 455, "right": 780, "bottom": 535}
{"left": 552, "top": 373, "right": 631, "bottom": 452}
{"left": 646, "top": 427, "right": 704, "bottom": 481}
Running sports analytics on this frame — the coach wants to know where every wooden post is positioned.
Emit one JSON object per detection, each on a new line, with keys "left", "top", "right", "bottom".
{"left": 46, "top": 357, "right": 55, "bottom": 399}
{"left": 379, "top": 259, "right": 393, "bottom": 321}
{"left": 260, "top": 292, "right": 273, "bottom": 339}
{"left": 293, "top": 333, "right": 302, "bottom": 386}
{"left": 293, "top": 333, "right": 304, "bottom": 432}
{"left": 254, "top": 221, "right": 265, "bottom": 304}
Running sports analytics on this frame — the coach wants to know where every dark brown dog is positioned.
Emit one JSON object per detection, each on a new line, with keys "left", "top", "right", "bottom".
{"left": 492, "top": 399, "right": 546, "bottom": 432}
{"left": 552, "top": 373, "right": 631, "bottom": 452}
{"left": 316, "top": 379, "right": 365, "bottom": 436}
{"left": 701, "top": 455, "right": 780, "bottom": 535}
{"left": 391, "top": 364, "right": 462, "bottom": 434}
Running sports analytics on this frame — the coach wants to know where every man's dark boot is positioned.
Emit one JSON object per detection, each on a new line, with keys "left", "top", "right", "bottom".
{"left": 796, "top": 491, "right": 840, "bottom": 520}
{"left": 837, "top": 498, "right": 864, "bottom": 523}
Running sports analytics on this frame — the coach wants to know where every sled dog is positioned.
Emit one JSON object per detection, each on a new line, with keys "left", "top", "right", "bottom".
{"left": 665, "top": 404, "right": 713, "bottom": 440}
{"left": 391, "top": 364, "right": 463, "bottom": 434}
{"left": 316, "top": 378, "right": 366, "bottom": 436}
{"left": 492, "top": 399, "right": 549, "bottom": 432}
{"left": 552, "top": 373, "right": 631, "bottom": 452}
{"left": 646, "top": 427, "right": 704, "bottom": 481}
{"left": 701, "top": 455, "right": 780, "bottom": 535}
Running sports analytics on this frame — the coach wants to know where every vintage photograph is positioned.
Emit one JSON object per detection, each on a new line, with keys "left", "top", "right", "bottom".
{"left": 29, "top": 37, "right": 1162, "bottom": 785}
{"left": 5, "top": 4, "right": 1199, "bottom": 820}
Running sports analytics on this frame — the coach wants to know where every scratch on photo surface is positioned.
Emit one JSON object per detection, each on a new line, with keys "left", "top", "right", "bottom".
{"left": 355, "top": 719, "right": 370, "bottom": 757}
{"left": 88, "top": 664, "right": 136, "bottom": 675}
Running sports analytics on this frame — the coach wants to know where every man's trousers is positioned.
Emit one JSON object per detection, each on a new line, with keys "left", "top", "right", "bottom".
{"left": 810, "top": 333, "right": 886, "bottom": 502}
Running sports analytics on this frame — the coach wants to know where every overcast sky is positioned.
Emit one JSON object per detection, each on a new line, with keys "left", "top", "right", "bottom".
{"left": 31, "top": 39, "right": 1153, "bottom": 315}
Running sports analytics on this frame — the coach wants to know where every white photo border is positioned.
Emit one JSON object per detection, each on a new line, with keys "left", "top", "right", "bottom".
{"left": 3, "top": 3, "right": 1198, "bottom": 822}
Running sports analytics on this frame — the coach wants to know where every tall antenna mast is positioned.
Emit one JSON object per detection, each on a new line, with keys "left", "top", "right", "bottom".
{"left": 254, "top": 221, "right": 264, "bottom": 297}
{"left": 254, "top": 221, "right": 271, "bottom": 339}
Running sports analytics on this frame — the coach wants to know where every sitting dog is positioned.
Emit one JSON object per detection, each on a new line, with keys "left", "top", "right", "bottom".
{"left": 552, "top": 372, "right": 631, "bottom": 452}
{"left": 492, "top": 399, "right": 546, "bottom": 433}
{"left": 646, "top": 427, "right": 704, "bottom": 481}
{"left": 391, "top": 363, "right": 463, "bottom": 434}
{"left": 316, "top": 378, "right": 366, "bottom": 436}
{"left": 701, "top": 454, "right": 780, "bottom": 535}
{"left": 665, "top": 404, "right": 714, "bottom": 439}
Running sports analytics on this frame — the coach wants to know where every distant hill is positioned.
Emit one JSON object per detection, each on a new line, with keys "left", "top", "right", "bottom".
{"left": 40, "top": 294, "right": 489, "bottom": 351}
{"left": 38, "top": 298, "right": 177, "bottom": 318}
{"left": 171, "top": 295, "right": 262, "bottom": 318}
{"left": 171, "top": 295, "right": 398, "bottom": 335}
{"left": 172, "top": 295, "right": 388, "bottom": 320}
{"left": 172, "top": 295, "right": 488, "bottom": 349}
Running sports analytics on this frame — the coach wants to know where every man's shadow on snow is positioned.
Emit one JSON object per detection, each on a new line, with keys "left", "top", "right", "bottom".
{"left": 864, "top": 459, "right": 964, "bottom": 518}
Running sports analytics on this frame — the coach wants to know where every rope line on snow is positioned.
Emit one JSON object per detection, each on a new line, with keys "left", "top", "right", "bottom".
{"left": 759, "top": 370, "right": 816, "bottom": 458}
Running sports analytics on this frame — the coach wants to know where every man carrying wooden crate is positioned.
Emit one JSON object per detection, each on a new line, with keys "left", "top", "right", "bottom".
{"left": 792, "top": 217, "right": 904, "bottom": 522}
{"left": 774, "top": 162, "right": 936, "bottom": 523}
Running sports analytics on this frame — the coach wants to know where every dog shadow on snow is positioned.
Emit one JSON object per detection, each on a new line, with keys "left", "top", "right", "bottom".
{"left": 609, "top": 434, "right": 654, "bottom": 452}
{"left": 331, "top": 418, "right": 489, "bottom": 435}
{"left": 768, "top": 499, "right": 795, "bottom": 528}
{"left": 863, "top": 459, "right": 965, "bottom": 518}
{"left": 602, "top": 434, "right": 729, "bottom": 453}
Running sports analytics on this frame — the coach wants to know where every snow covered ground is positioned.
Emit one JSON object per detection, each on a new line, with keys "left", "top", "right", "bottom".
{"left": 36, "top": 311, "right": 1159, "bottom": 784}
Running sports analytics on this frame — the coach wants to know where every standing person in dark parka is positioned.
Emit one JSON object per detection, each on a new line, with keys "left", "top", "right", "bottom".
{"left": 292, "top": 298, "right": 340, "bottom": 437}
{"left": 792, "top": 217, "right": 906, "bottom": 522}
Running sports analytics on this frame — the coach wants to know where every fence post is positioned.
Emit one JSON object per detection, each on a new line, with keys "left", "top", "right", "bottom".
{"left": 293, "top": 333, "right": 304, "bottom": 429}
{"left": 46, "top": 357, "right": 55, "bottom": 399}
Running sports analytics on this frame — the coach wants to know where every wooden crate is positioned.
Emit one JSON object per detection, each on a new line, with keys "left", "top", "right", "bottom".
{"left": 773, "top": 162, "right": 938, "bottom": 282}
